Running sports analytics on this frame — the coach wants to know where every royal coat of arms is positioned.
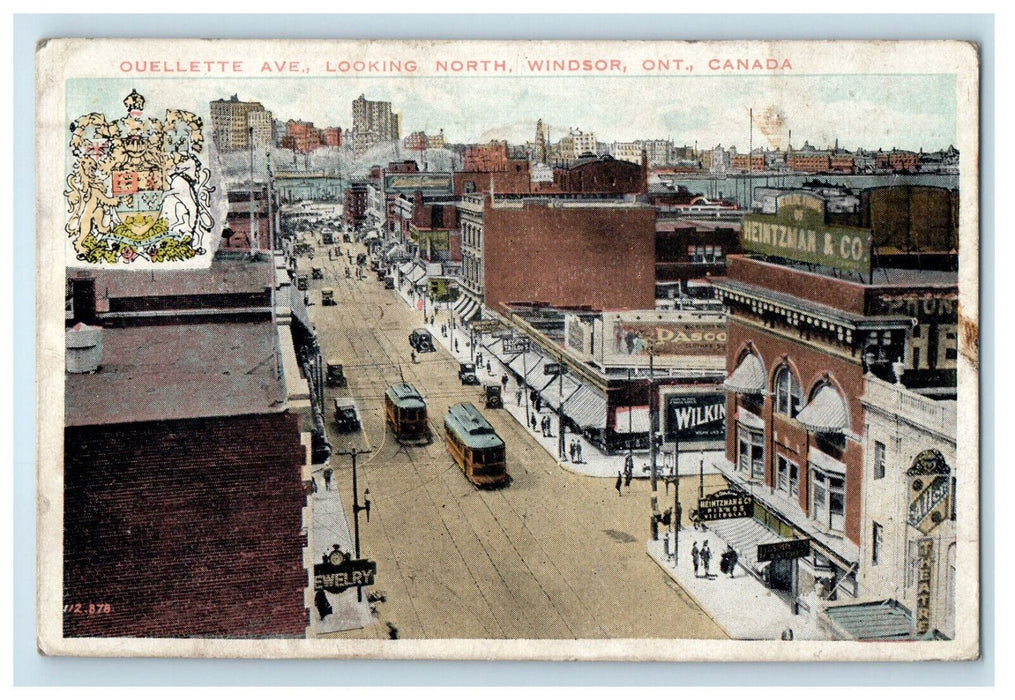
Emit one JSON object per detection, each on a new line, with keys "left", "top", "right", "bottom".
{"left": 64, "top": 89, "right": 215, "bottom": 264}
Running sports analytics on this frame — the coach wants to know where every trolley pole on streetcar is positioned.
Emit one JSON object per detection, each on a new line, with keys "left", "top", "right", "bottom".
{"left": 337, "top": 447, "right": 373, "bottom": 601}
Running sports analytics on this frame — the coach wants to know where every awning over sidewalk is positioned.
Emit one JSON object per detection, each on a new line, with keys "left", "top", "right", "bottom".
{"left": 700, "top": 516, "right": 789, "bottom": 578}
{"left": 824, "top": 600, "right": 915, "bottom": 640}
{"left": 723, "top": 354, "right": 767, "bottom": 394}
{"left": 398, "top": 262, "right": 414, "bottom": 276}
{"left": 484, "top": 337, "right": 521, "bottom": 364}
{"left": 613, "top": 406, "right": 651, "bottom": 433}
{"left": 795, "top": 384, "right": 849, "bottom": 433}
{"left": 541, "top": 373, "right": 581, "bottom": 411}
{"left": 565, "top": 385, "right": 608, "bottom": 429}
{"left": 406, "top": 266, "right": 426, "bottom": 285}
{"left": 460, "top": 298, "right": 481, "bottom": 324}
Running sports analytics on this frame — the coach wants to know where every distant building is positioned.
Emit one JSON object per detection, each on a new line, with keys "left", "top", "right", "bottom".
{"left": 550, "top": 154, "right": 646, "bottom": 195}
{"left": 609, "top": 141, "right": 643, "bottom": 165}
{"left": 534, "top": 119, "right": 549, "bottom": 163}
{"left": 209, "top": 94, "right": 271, "bottom": 152}
{"left": 427, "top": 129, "right": 446, "bottom": 150}
{"left": 321, "top": 127, "right": 342, "bottom": 148}
{"left": 351, "top": 94, "right": 400, "bottom": 156}
{"left": 404, "top": 131, "right": 428, "bottom": 151}
{"left": 462, "top": 141, "right": 512, "bottom": 171}
{"left": 344, "top": 181, "right": 370, "bottom": 229}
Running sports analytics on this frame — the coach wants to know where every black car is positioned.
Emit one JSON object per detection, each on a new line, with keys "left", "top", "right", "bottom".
{"left": 458, "top": 362, "right": 479, "bottom": 385}
{"left": 333, "top": 398, "right": 361, "bottom": 433}
{"left": 409, "top": 328, "right": 435, "bottom": 353}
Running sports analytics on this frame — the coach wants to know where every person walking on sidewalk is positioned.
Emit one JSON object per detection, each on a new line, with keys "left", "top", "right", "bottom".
{"left": 454, "top": 339, "right": 459, "bottom": 352}
{"left": 575, "top": 441, "right": 583, "bottom": 464}
{"left": 516, "top": 387, "right": 523, "bottom": 406}
{"left": 530, "top": 413, "right": 538, "bottom": 431}
{"left": 725, "top": 545, "right": 739, "bottom": 578}
{"left": 501, "top": 374, "right": 509, "bottom": 390}
{"left": 323, "top": 467, "right": 333, "bottom": 491}
{"left": 701, "top": 540, "right": 712, "bottom": 578}
{"left": 615, "top": 471, "right": 623, "bottom": 497}
{"left": 691, "top": 541, "right": 700, "bottom": 577}
{"left": 569, "top": 441, "right": 576, "bottom": 462}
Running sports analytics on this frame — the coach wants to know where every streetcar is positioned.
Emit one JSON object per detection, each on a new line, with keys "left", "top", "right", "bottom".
{"left": 444, "top": 402, "right": 509, "bottom": 488}
{"left": 384, "top": 382, "right": 432, "bottom": 444}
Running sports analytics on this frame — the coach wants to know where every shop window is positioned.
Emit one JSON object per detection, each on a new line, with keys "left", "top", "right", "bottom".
{"left": 774, "top": 365, "right": 803, "bottom": 417}
{"left": 776, "top": 455, "right": 799, "bottom": 497}
{"left": 810, "top": 467, "right": 845, "bottom": 533}
{"left": 737, "top": 424, "right": 765, "bottom": 480}
{"left": 872, "top": 521, "right": 883, "bottom": 565}
{"left": 874, "top": 441, "right": 886, "bottom": 480}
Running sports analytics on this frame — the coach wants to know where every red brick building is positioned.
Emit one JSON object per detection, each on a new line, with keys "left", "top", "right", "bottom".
{"left": 462, "top": 141, "right": 511, "bottom": 171}
{"left": 481, "top": 197, "right": 657, "bottom": 313}
{"left": 344, "top": 182, "right": 369, "bottom": 229}
{"left": 655, "top": 219, "right": 743, "bottom": 286}
{"left": 549, "top": 154, "right": 646, "bottom": 194}
{"left": 710, "top": 192, "right": 957, "bottom": 619}
{"left": 63, "top": 260, "right": 310, "bottom": 638}
{"left": 454, "top": 162, "right": 532, "bottom": 195}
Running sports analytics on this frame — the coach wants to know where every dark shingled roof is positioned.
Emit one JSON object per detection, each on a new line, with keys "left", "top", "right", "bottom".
{"left": 66, "top": 322, "right": 286, "bottom": 427}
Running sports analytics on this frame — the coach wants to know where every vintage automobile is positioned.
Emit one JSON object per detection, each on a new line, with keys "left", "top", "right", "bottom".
{"left": 409, "top": 328, "right": 435, "bottom": 353}
{"left": 296, "top": 274, "right": 309, "bottom": 291}
{"left": 326, "top": 360, "right": 346, "bottom": 387}
{"left": 311, "top": 267, "right": 324, "bottom": 279}
{"left": 321, "top": 288, "right": 336, "bottom": 306}
{"left": 322, "top": 230, "right": 334, "bottom": 244}
{"left": 333, "top": 398, "right": 361, "bottom": 433}
{"left": 458, "top": 362, "right": 479, "bottom": 385}
{"left": 384, "top": 276, "right": 395, "bottom": 289}
{"left": 482, "top": 384, "right": 503, "bottom": 408}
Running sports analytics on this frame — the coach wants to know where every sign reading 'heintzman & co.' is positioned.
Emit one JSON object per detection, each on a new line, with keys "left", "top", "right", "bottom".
{"left": 741, "top": 192, "right": 873, "bottom": 276}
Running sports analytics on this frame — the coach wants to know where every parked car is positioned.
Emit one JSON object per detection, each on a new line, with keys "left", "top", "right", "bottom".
{"left": 409, "top": 328, "right": 435, "bottom": 353}
{"left": 333, "top": 398, "right": 361, "bottom": 433}
{"left": 482, "top": 384, "right": 502, "bottom": 408}
{"left": 326, "top": 359, "right": 346, "bottom": 387}
{"left": 321, "top": 288, "right": 336, "bottom": 306}
{"left": 459, "top": 362, "right": 479, "bottom": 385}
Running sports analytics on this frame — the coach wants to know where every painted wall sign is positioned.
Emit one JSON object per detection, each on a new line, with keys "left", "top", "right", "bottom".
{"left": 741, "top": 196, "right": 873, "bottom": 275}
{"left": 384, "top": 173, "right": 454, "bottom": 195}
{"left": 609, "top": 321, "right": 727, "bottom": 359}
{"left": 664, "top": 393, "right": 726, "bottom": 441}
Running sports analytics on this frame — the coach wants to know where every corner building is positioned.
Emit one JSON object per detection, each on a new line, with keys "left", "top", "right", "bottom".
{"left": 710, "top": 190, "right": 957, "bottom": 635}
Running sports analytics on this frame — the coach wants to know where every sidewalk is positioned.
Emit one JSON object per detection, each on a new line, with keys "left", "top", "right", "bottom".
{"left": 309, "top": 465, "right": 374, "bottom": 635}
{"left": 646, "top": 527, "right": 835, "bottom": 640}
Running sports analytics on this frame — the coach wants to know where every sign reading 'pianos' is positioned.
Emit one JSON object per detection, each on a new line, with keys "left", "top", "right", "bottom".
{"left": 741, "top": 192, "right": 872, "bottom": 276}
{"left": 692, "top": 490, "right": 754, "bottom": 522}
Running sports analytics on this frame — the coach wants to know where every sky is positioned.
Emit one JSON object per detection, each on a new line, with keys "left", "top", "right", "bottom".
{"left": 66, "top": 71, "right": 958, "bottom": 153}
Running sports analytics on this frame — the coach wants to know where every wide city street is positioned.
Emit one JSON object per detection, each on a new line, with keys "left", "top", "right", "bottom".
{"left": 306, "top": 238, "right": 726, "bottom": 640}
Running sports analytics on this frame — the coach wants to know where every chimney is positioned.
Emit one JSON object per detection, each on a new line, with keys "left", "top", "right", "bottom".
{"left": 66, "top": 322, "right": 103, "bottom": 374}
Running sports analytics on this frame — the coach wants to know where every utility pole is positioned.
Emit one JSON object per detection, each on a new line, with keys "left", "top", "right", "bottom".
{"left": 649, "top": 344, "right": 657, "bottom": 492}
{"left": 249, "top": 126, "right": 258, "bottom": 254}
{"left": 337, "top": 447, "right": 373, "bottom": 601}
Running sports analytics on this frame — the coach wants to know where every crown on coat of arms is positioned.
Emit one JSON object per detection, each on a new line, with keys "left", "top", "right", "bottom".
{"left": 123, "top": 89, "right": 145, "bottom": 113}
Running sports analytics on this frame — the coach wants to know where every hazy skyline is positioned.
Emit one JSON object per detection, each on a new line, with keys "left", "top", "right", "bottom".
{"left": 67, "top": 72, "right": 957, "bottom": 153}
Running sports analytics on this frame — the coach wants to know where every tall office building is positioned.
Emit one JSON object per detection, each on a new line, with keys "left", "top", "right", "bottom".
{"left": 209, "top": 95, "right": 272, "bottom": 152}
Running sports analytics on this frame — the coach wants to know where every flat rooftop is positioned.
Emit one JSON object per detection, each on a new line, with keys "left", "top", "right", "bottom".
{"left": 66, "top": 321, "right": 286, "bottom": 427}
{"left": 752, "top": 256, "right": 958, "bottom": 287}
{"left": 67, "top": 256, "right": 272, "bottom": 300}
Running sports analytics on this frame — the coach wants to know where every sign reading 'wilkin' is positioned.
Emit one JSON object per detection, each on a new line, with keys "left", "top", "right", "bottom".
{"left": 741, "top": 193, "right": 873, "bottom": 276}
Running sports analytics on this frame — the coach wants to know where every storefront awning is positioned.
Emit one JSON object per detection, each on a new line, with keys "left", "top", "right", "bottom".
{"left": 460, "top": 298, "right": 481, "bottom": 324}
{"left": 701, "top": 515, "right": 789, "bottom": 578}
{"left": 484, "top": 337, "right": 516, "bottom": 364}
{"left": 407, "top": 266, "right": 426, "bottom": 285}
{"left": 723, "top": 354, "right": 767, "bottom": 394}
{"left": 565, "top": 385, "right": 608, "bottom": 429}
{"left": 398, "top": 262, "right": 414, "bottom": 276}
{"left": 540, "top": 373, "right": 581, "bottom": 411}
{"left": 796, "top": 385, "right": 849, "bottom": 433}
{"left": 824, "top": 600, "right": 915, "bottom": 640}
{"left": 614, "top": 406, "right": 651, "bottom": 433}
{"left": 508, "top": 350, "right": 543, "bottom": 379}
{"left": 737, "top": 407, "right": 765, "bottom": 430}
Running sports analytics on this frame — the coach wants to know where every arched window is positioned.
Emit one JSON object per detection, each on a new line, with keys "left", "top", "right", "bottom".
{"left": 774, "top": 365, "right": 803, "bottom": 417}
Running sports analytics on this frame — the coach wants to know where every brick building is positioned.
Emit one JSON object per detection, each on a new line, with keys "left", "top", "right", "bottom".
{"left": 710, "top": 189, "right": 958, "bottom": 632}
{"left": 550, "top": 154, "right": 647, "bottom": 195}
{"left": 344, "top": 182, "right": 370, "bottom": 230}
{"left": 654, "top": 219, "right": 742, "bottom": 288}
{"left": 63, "top": 259, "right": 311, "bottom": 638}
{"left": 479, "top": 196, "right": 657, "bottom": 314}
{"left": 462, "top": 141, "right": 512, "bottom": 171}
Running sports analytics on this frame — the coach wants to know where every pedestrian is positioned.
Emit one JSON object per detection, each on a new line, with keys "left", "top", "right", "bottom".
{"left": 624, "top": 453, "right": 634, "bottom": 477}
{"left": 535, "top": 395, "right": 542, "bottom": 413}
{"left": 701, "top": 540, "right": 712, "bottom": 578}
{"left": 501, "top": 374, "right": 508, "bottom": 390}
{"left": 323, "top": 467, "right": 333, "bottom": 491}
{"left": 651, "top": 513, "right": 659, "bottom": 541}
{"left": 311, "top": 476, "right": 318, "bottom": 494}
{"left": 576, "top": 441, "right": 583, "bottom": 464}
{"left": 454, "top": 339, "right": 459, "bottom": 352}
{"left": 531, "top": 413, "right": 538, "bottom": 431}
{"left": 615, "top": 471, "right": 623, "bottom": 497}
{"left": 624, "top": 469, "right": 632, "bottom": 489}
{"left": 569, "top": 441, "right": 576, "bottom": 462}
{"left": 691, "top": 541, "right": 700, "bottom": 577}
{"left": 664, "top": 529, "right": 672, "bottom": 560}
{"left": 486, "top": 360, "right": 492, "bottom": 373}
{"left": 516, "top": 387, "right": 523, "bottom": 406}
{"left": 726, "top": 545, "right": 738, "bottom": 578}
{"left": 541, "top": 416, "right": 549, "bottom": 437}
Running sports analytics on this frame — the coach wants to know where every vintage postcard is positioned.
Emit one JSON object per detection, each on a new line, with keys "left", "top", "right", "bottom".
{"left": 36, "top": 38, "right": 979, "bottom": 661}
